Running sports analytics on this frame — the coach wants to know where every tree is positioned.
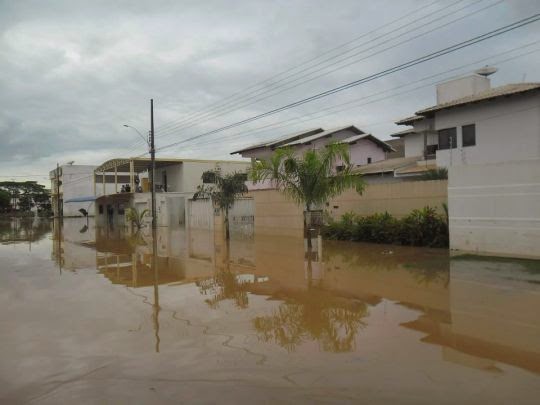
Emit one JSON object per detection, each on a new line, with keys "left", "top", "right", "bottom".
{"left": 0, "top": 181, "right": 50, "bottom": 213}
{"left": 250, "top": 143, "right": 365, "bottom": 247}
{"left": 193, "top": 171, "right": 248, "bottom": 240}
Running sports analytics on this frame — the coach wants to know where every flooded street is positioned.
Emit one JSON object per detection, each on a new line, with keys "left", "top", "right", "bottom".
{"left": 1, "top": 217, "right": 539, "bottom": 404}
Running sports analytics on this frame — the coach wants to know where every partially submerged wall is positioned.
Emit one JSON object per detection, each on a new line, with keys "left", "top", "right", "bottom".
{"left": 448, "top": 159, "right": 540, "bottom": 259}
{"left": 249, "top": 190, "right": 304, "bottom": 237}
{"left": 328, "top": 180, "right": 448, "bottom": 218}
{"left": 250, "top": 180, "right": 447, "bottom": 236}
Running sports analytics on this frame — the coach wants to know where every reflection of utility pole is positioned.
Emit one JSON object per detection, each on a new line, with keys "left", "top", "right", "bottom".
{"left": 150, "top": 99, "right": 156, "bottom": 230}
{"left": 151, "top": 227, "right": 160, "bottom": 353}
{"left": 56, "top": 163, "right": 60, "bottom": 218}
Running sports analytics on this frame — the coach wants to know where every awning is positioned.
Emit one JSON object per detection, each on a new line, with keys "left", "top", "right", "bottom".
{"left": 64, "top": 196, "right": 96, "bottom": 203}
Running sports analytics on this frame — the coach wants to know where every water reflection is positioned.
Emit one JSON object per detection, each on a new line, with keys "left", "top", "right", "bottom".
{"left": 0, "top": 217, "right": 51, "bottom": 246}
{"left": 46, "top": 218, "right": 540, "bottom": 374}
{"left": 253, "top": 289, "right": 368, "bottom": 352}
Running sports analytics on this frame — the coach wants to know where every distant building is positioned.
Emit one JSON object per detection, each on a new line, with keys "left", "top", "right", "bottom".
{"left": 49, "top": 164, "right": 97, "bottom": 217}
{"left": 231, "top": 125, "right": 394, "bottom": 169}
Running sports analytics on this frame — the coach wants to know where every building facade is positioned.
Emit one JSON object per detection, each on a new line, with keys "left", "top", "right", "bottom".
{"left": 49, "top": 164, "right": 97, "bottom": 217}
{"left": 93, "top": 157, "right": 250, "bottom": 227}
{"left": 392, "top": 69, "right": 540, "bottom": 258}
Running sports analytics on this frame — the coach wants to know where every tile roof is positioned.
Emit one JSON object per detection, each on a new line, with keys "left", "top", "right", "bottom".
{"left": 230, "top": 128, "right": 323, "bottom": 154}
{"left": 354, "top": 156, "right": 421, "bottom": 175}
{"left": 338, "top": 133, "right": 394, "bottom": 152}
{"left": 395, "top": 115, "right": 425, "bottom": 126}
{"left": 282, "top": 125, "right": 363, "bottom": 147}
{"left": 416, "top": 83, "right": 540, "bottom": 115}
{"left": 390, "top": 128, "right": 416, "bottom": 138}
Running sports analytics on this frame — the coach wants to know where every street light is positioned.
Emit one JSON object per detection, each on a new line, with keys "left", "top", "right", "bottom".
{"left": 123, "top": 124, "right": 149, "bottom": 148}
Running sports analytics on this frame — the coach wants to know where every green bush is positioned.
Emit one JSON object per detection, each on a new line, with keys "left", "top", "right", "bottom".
{"left": 322, "top": 206, "right": 448, "bottom": 248}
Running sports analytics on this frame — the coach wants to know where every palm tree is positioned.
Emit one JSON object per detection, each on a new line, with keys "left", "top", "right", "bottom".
{"left": 250, "top": 143, "right": 365, "bottom": 247}
{"left": 193, "top": 171, "right": 248, "bottom": 240}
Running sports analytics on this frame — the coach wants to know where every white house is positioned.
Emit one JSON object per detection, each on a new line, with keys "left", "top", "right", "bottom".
{"left": 49, "top": 164, "right": 99, "bottom": 217}
{"left": 392, "top": 68, "right": 540, "bottom": 258}
{"left": 232, "top": 125, "right": 393, "bottom": 168}
{"left": 93, "top": 157, "right": 250, "bottom": 227}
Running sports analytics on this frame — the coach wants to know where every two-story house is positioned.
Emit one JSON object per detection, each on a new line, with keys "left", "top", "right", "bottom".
{"left": 392, "top": 67, "right": 540, "bottom": 259}
{"left": 232, "top": 125, "right": 393, "bottom": 168}
{"left": 392, "top": 68, "right": 540, "bottom": 168}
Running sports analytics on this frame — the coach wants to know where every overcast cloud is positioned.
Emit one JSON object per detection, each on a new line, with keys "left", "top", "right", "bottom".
{"left": 1, "top": 0, "right": 539, "bottom": 185}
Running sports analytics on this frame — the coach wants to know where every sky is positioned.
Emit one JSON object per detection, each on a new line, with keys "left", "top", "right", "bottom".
{"left": 1, "top": 0, "right": 539, "bottom": 186}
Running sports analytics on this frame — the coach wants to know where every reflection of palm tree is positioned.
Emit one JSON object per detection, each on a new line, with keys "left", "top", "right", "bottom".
{"left": 253, "top": 288, "right": 368, "bottom": 353}
{"left": 204, "top": 270, "right": 249, "bottom": 309}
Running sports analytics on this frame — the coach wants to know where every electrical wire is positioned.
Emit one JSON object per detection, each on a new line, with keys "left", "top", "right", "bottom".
{"left": 156, "top": 0, "right": 488, "bottom": 137}
{"left": 154, "top": 14, "right": 540, "bottom": 154}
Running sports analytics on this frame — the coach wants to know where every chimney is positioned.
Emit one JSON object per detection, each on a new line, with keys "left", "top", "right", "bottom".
{"left": 436, "top": 66, "right": 497, "bottom": 104}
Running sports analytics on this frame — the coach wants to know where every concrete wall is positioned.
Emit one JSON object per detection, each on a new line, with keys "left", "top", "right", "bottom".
{"left": 249, "top": 189, "right": 304, "bottom": 237}
{"left": 436, "top": 75, "right": 490, "bottom": 104}
{"left": 328, "top": 180, "right": 448, "bottom": 219}
{"left": 403, "top": 132, "right": 424, "bottom": 158}
{"left": 448, "top": 159, "right": 540, "bottom": 259}
{"left": 249, "top": 180, "right": 447, "bottom": 235}
{"left": 436, "top": 93, "right": 540, "bottom": 167}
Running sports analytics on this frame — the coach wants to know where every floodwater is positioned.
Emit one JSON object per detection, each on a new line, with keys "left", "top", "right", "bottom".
{"left": 1, "top": 217, "right": 539, "bottom": 404}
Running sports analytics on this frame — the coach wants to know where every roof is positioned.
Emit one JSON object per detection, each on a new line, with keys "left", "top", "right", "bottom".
{"left": 416, "top": 83, "right": 540, "bottom": 115}
{"left": 230, "top": 128, "right": 323, "bottom": 154}
{"left": 282, "top": 125, "right": 364, "bottom": 147}
{"left": 390, "top": 128, "right": 416, "bottom": 138}
{"left": 337, "top": 133, "right": 395, "bottom": 152}
{"left": 394, "top": 162, "right": 436, "bottom": 175}
{"left": 395, "top": 115, "right": 425, "bottom": 126}
{"left": 354, "top": 156, "right": 422, "bottom": 175}
{"left": 95, "top": 157, "right": 246, "bottom": 173}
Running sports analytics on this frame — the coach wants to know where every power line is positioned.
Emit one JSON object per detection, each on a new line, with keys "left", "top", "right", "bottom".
{"left": 154, "top": 14, "right": 540, "bottom": 154}
{"left": 55, "top": 39, "right": 540, "bottom": 188}
{"left": 172, "top": 44, "right": 540, "bottom": 155}
{"left": 156, "top": 0, "right": 486, "bottom": 137}
{"left": 155, "top": 0, "right": 444, "bottom": 129}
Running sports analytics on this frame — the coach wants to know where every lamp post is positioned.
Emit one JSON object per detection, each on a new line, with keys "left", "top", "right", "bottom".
{"left": 123, "top": 124, "right": 149, "bottom": 149}
{"left": 123, "top": 100, "right": 156, "bottom": 230}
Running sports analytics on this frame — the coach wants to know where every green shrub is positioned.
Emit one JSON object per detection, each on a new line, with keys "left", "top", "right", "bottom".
{"left": 322, "top": 206, "right": 448, "bottom": 248}
{"left": 420, "top": 167, "right": 448, "bottom": 180}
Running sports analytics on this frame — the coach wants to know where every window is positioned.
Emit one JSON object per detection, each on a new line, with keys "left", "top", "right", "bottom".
{"left": 438, "top": 127, "right": 457, "bottom": 150}
{"left": 462, "top": 124, "right": 476, "bottom": 147}
{"left": 99, "top": 205, "right": 103, "bottom": 214}
{"left": 118, "top": 204, "right": 125, "bottom": 215}
{"left": 202, "top": 171, "right": 216, "bottom": 184}
{"left": 367, "top": 157, "right": 372, "bottom": 164}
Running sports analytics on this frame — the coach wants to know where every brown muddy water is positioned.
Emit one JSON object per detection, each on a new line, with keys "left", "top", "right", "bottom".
{"left": 1, "top": 217, "right": 539, "bottom": 404}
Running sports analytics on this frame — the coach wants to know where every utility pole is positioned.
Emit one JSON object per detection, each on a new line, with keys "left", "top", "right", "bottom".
{"left": 56, "top": 162, "right": 60, "bottom": 218}
{"left": 150, "top": 99, "right": 156, "bottom": 229}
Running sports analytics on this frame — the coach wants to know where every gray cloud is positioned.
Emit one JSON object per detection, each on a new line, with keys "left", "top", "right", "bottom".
{"left": 1, "top": 0, "right": 539, "bottom": 185}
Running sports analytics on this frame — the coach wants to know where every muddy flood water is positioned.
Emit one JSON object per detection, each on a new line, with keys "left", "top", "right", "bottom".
{"left": 1, "top": 217, "right": 539, "bottom": 404}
